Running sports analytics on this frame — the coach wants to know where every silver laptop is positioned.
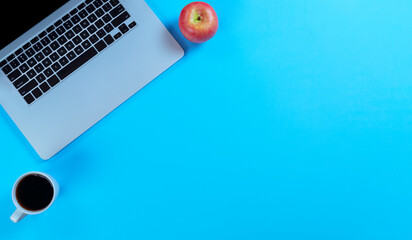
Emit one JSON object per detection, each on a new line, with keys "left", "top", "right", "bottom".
{"left": 0, "top": 0, "right": 184, "bottom": 159}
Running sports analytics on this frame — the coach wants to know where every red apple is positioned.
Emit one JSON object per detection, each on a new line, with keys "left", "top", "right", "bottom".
{"left": 179, "top": 2, "right": 219, "bottom": 43}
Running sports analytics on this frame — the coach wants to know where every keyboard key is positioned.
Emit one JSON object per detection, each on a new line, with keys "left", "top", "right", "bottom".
{"left": 39, "top": 31, "right": 47, "bottom": 38}
{"left": 63, "top": 20, "right": 74, "bottom": 30}
{"left": 80, "top": 30, "right": 90, "bottom": 39}
{"left": 23, "top": 42, "right": 31, "bottom": 50}
{"left": 94, "top": 0, "right": 103, "bottom": 8}
{"left": 10, "top": 59, "right": 20, "bottom": 68}
{"left": 14, "top": 75, "right": 29, "bottom": 88}
{"left": 73, "top": 36, "right": 82, "bottom": 45}
{"left": 27, "top": 69, "right": 36, "bottom": 78}
{"left": 71, "top": 14, "right": 81, "bottom": 24}
{"left": 44, "top": 68, "right": 53, "bottom": 77}
{"left": 2, "top": 65, "right": 12, "bottom": 75}
{"left": 17, "top": 53, "right": 28, "bottom": 63}
{"left": 57, "top": 47, "right": 97, "bottom": 80}
{"left": 82, "top": 40, "right": 92, "bottom": 49}
{"left": 19, "top": 63, "right": 29, "bottom": 73}
{"left": 79, "top": 9, "right": 88, "bottom": 18}
{"left": 109, "top": 4, "right": 124, "bottom": 18}
{"left": 40, "top": 82, "right": 51, "bottom": 92}
{"left": 27, "top": 58, "right": 37, "bottom": 67}
{"left": 73, "top": 24, "right": 82, "bottom": 34}
{"left": 57, "top": 46, "right": 68, "bottom": 56}
{"left": 103, "top": 34, "right": 114, "bottom": 45}
{"left": 86, "top": 0, "right": 93, "bottom": 4}
{"left": 95, "top": 19, "right": 104, "bottom": 29}
{"left": 49, "top": 31, "right": 58, "bottom": 40}
{"left": 32, "top": 87, "right": 43, "bottom": 98}
{"left": 65, "top": 41, "right": 75, "bottom": 50}
{"left": 111, "top": 11, "right": 130, "bottom": 27}
{"left": 88, "top": 25, "right": 97, "bottom": 34}
{"left": 67, "top": 51, "right": 76, "bottom": 60}
{"left": 114, "top": 32, "right": 121, "bottom": 39}
{"left": 89, "top": 34, "right": 98, "bottom": 44}
{"left": 19, "top": 79, "right": 38, "bottom": 96}
{"left": 33, "top": 42, "right": 43, "bottom": 51}
{"left": 47, "top": 75, "right": 60, "bottom": 87}
{"left": 26, "top": 48, "right": 36, "bottom": 57}
{"left": 104, "top": 23, "right": 113, "bottom": 33}
{"left": 54, "top": 19, "right": 63, "bottom": 27}
{"left": 42, "top": 46, "right": 52, "bottom": 56}
{"left": 97, "top": 29, "right": 106, "bottom": 38}
{"left": 41, "top": 36, "right": 51, "bottom": 46}
{"left": 15, "top": 48, "right": 23, "bottom": 56}
{"left": 34, "top": 63, "right": 45, "bottom": 73}
{"left": 30, "top": 37, "right": 39, "bottom": 44}
{"left": 102, "top": 3, "right": 112, "bottom": 12}
{"left": 58, "top": 36, "right": 68, "bottom": 45}
{"left": 95, "top": 40, "right": 107, "bottom": 52}
{"left": 65, "top": 29, "right": 75, "bottom": 39}
{"left": 88, "top": 13, "right": 97, "bottom": 23}
{"left": 56, "top": 26, "right": 66, "bottom": 35}
{"left": 40, "top": 29, "right": 48, "bottom": 37}
{"left": 50, "top": 41, "right": 60, "bottom": 50}
{"left": 59, "top": 56, "right": 69, "bottom": 66}
{"left": 86, "top": 4, "right": 96, "bottom": 13}
{"left": 80, "top": 19, "right": 90, "bottom": 28}
{"left": 7, "top": 69, "right": 21, "bottom": 81}
{"left": 70, "top": 8, "right": 78, "bottom": 16}
{"left": 0, "top": 60, "right": 6, "bottom": 68}
{"left": 74, "top": 46, "right": 84, "bottom": 55}
{"left": 96, "top": 8, "right": 104, "bottom": 17}
{"left": 42, "top": 58, "right": 52, "bottom": 67}
{"left": 50, "top": 52, "right": 59, "bottom": 62}
{"left": 35, "top": 52, "right": 45, "bottom": 61}
{"left": 78, "top": 3, "right": 86, "bottom": 10}
{"left": 7, "top": 55, "right": 15, "bottom": 61}
{"left": 129, "top": 21, "right": 137, "bottom": 28}
{"left": 47, "top": 25, "right": 55, "bottom": 32}
{"left": 110, "top": 0, "right": 119, "bottom": 7}
{"left": 36, "top": 73, "right": 46, "bottom": 83}
{"left": 52, "top": 62, "right": 61, "bottom": 71}
{"left": 24, "top": 93, "right": 35, "bottom": 104}
{"left": 102, "top": 14, "right": 112, "bottom": 23}
{"left": 62, "top": 14, "right": 70, "bottom": 22}
{"left": 119, "top": 23, "right": 129, "bottom": 34}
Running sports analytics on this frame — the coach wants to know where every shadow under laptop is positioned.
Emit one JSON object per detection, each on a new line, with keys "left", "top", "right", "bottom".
{"left": 165, "top": 20, "right": 200, "bottom": 54}
{"left": 44, "top": 149, "right": 94, "bottom": 198}
{"left": 0, "top": 107, "right": 40, "bottom": 160}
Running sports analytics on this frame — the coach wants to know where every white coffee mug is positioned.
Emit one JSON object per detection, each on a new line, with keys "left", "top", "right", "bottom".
{"left": 11, "top": 171, "right": 59, "bottom": 223}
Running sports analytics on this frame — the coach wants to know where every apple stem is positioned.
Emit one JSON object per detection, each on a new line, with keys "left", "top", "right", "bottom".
{"left": 193, "top": 10, "right": 203, "bottom": 23}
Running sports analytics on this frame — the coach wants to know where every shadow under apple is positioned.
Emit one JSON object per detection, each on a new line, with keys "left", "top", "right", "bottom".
{"left": 165, "top": 19, "right": 200, "bottom": 54}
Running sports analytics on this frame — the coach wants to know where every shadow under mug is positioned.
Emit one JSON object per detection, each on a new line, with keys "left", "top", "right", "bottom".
{"left": 11, "top": 171, "right": 59, "bottom": 223}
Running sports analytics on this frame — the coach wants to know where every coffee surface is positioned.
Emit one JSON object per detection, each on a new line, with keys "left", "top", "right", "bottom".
{"left": 16, "top": 174, "right": 54, "bottom": 211}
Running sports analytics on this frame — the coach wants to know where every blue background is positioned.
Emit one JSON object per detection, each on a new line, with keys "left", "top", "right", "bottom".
{"left": 1, "top": 0, "right": 412, "bottom": 239}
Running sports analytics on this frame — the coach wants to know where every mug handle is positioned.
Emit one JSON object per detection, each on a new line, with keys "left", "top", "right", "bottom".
{"left": 10, "top": 209, "right": 27, "bottom": 223}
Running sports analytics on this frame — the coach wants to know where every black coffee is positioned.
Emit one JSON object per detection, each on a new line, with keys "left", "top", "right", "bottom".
{"left": 16, "top": 174, "right": 54, "bottom": 211}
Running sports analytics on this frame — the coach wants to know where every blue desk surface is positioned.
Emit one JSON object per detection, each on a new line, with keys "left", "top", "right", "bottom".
{"left": 2, "top": 0, "right": 412, "bottom": 239}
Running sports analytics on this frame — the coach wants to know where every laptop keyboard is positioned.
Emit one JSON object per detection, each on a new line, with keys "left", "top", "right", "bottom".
{"left": 0, "top": 0, "right": 138, "bottom": 105}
